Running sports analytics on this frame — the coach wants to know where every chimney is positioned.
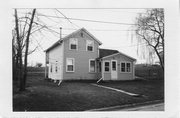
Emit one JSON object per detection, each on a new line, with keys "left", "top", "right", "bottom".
{"left": 60, "top": 27, "right": 62, "bottom": 40}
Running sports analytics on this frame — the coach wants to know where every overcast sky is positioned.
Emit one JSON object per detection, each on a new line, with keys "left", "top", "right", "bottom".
{"left": 16, "top": 8, "right": 153, "bottom": 66}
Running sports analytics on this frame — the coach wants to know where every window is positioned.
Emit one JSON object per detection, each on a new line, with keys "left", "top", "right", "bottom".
{"left": 69, "top": 38, "right": 78, "bottom": 50}
{"left": 50, "top": 64, "right": 53, "bottom": 73}
{"left": 121, "top": 63, "right": 125, "bottom": 72}
{"left": 104, "top": 61, "right": 110, "bottom": 72}
{"left": 126, "top": 63, "right": 131, "bottom": 72}
{"left": 55, "top": 61, "right": 58, "bottom": 73}
{"left": 112, "top": 61, "right": 116, "bottom": 71}
{"left": 121, "top": 62, "right": 131, "bottom": 73}
{"left": 66, "top": 58, "right": 74, "bottom": 72}
{"left": 86, "top": 40, "right": 94, "bottom": 51}
{"left": 89, "top": 60, "right": 96, "bottom": 72}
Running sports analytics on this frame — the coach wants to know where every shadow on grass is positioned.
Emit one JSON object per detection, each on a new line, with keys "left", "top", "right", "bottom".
{"left": 13, "top": 76, "right": 164, "bottom": 111}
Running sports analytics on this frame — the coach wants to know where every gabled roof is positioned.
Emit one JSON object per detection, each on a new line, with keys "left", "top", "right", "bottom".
{"left": 44, "top": 28, "right": 102, "bottom": 52}
{"left": 44, "top": 40, "right": 63, "bottom": 52}
{"left": 99, "top": 48, "right": 119, "bottom": 58}
{"left": 101, "top": 50, "right": 136, "bottom": 61}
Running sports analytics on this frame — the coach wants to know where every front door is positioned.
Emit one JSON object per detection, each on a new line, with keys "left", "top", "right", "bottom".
{"left": 111, "top": 60, "right": 117, "bottom": 80}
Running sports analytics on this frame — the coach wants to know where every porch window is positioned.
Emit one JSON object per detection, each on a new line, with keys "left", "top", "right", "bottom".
{"left": 89, "top": 60, "right": 96, "bottom": 72}
{"left": 104, "top": 61, "right": 110, "bottom": 72}
{"left": 121, "top": 63, "right": 125, "bottom": 72}
{"left": 112, "top": 61, "right": 116, "bottom": 71}
{"left": 120, "top": 62, "right": 131, "bottom": 73}
{"left": 126, "top": 63, "right": 131, "bottom": 72}
{"left": 86, "top": 40, "right": 94, "bottom": 51}
{"left": 66, "top": 58, "right": 74, "bottom": 72}
{"left": 69, "top": 38, "right": 78, "bottom": 50}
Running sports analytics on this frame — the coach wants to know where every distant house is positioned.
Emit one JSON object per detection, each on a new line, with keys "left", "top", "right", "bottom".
{"left": 44, "top": 28, "right": 136, "bottom": 81}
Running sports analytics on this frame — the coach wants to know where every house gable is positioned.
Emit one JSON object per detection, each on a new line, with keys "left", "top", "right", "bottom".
{"left": 101, "top": 51, "right": 136, "bottom": 61}
{"left": 44, "top": 28, "right": 102, "bottom": 53}
{"left": 99, "top": 48, "right": 119, "bottom": 58}
{"left": 63, "top": 28, "right": 102, "bottom": 45}
{"left": 62, "top": 28, "right": 100, "bottom": 80}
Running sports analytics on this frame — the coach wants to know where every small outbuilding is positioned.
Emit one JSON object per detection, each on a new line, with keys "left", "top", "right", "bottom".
{"left": 98, "top": 49, "right": 136, "bottom": 81}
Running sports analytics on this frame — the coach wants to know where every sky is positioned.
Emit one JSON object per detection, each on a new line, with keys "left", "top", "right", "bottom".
{"left": 16, "top": 8, "right": 155, "bottom": 66}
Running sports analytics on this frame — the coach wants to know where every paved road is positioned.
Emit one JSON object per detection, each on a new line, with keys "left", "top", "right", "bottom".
{"left": 119, "top": 103, "right": 164, "bottom": 111}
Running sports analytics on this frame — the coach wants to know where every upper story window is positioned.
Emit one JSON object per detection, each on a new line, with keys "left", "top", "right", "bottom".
{"left": 86, "top": 39, "right": 94, "bottom": 51}
{"left": 120, "top": 62, "right": 131, "bottom": 73}
{"left": 69, "top": 38, "right": 78, "bottom": 50}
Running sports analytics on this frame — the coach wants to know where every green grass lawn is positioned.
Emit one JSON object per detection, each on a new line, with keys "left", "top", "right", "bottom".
{"left": 13, "top": 75, "right": 164, "bottom": 111}
{"left": 99, "top": 79, "right": 164, "bottom": 102}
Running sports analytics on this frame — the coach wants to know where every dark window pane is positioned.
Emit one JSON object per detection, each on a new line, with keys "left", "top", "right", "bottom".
{"left": 68, "top": 65, "right": 73, "bottom": 71}
{"left": 121, "top": 67, "right": 125, "bottom": 72}
{"left": 90, "top": 60, "right": 95, "bottom": 72}
{"left": 71, "top": 44, "right": 77, "bottom": 49}
{"left": 121, "top": 63, "right": 125, "bottom": 67}
{"left": 112, "top": 62, "right": 116, "bottom": 71}
{"left": 105, "top": 62, "right": 110, "bottom": 72}
{"left": 87, "top": 46, "right": 93, "bottom": 51}
{"left": 126, "top": 63, "right": 130, "bottom": 72}
{"left": 121, "top": 63, "right": 125, "bottom": 72}
{"left": 50, "top": 65, "right": 52, "bottom": 72}
{"left": 56, "top": 66, "right": 57, "bottom": 72}
{"left": 105, "top": 67, "right": 109, "bottom": 71}
{"left": 105, "top": 62, "right": 109, "bottom": 66}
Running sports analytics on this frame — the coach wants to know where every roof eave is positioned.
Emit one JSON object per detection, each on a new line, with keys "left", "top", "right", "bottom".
{"left": 44, "top": 40, "right": 63, "bottom": 52}
{"left": 101, "top": 52, "right": 136, "bottom": 61}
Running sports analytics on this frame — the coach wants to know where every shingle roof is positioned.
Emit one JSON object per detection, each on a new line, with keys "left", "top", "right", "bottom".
{"left": 99, "top": 48, "right": 119, "bottom": 58}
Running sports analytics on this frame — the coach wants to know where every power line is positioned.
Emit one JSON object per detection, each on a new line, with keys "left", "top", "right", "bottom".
{"left": 102, "top": 42, "right": 148, "bottom": 49}
{"left": 35, "top": 26, "right": 136, "bottom": 32}
{"left": 55, "top": 9, "right": 80, "bottom": 29}
{"left": 15, "top": 8, "right": 149, "bottom": 10}
{"left": 36, "top": 13, "right": 137, "bottom": 26}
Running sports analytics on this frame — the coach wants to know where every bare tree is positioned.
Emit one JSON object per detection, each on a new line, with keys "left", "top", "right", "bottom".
{"left": 135, "top": 8, "right": 164, "bottom": 70}
{"left": 23, "top": 9, "right": 36, "bottom": 89}
{"left": 14, "top": 9, "right": 23, "bottom": 87}
{"left": 13, "top": 9, "right": 63, "bottom": 91}
{"left": 13, "top": 9, "right": 36, "bottom": 91}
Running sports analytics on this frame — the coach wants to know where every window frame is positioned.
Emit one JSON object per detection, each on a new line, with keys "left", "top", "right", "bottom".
{"left": 89, "top": 59, "right": 96, "bottom": 73}
{"left": 111, "top": 60, "right": 117, "bottom": 71}
{"left": 55, "top": 61, "right": 58, "bottom": 73}
{"left": 86, "top": 39, "right": 94, "bottom": 52}
{"left": 66, "top": 58, "right": 75, "bottom": 72}
{"left": 69, "top": 38, "right": 78, "bottom": 50}
{"left": 120, "top": 61, "right": 131, "bottom": 73}
{"left": 50, "top": 63, "right": 53, "bottom": 73}
{"left": 104, "top": 61, "right": 110, "bottom": 73}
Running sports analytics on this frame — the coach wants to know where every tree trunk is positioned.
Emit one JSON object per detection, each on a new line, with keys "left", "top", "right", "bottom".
{"left": 15, "top": 9, "right": 24, "bottom": 91}
{"left": 23, "top": 9, "right": 36, "bottom": 88}
{"left": 154, "top": 47, "right": 164, "bottom": 71}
